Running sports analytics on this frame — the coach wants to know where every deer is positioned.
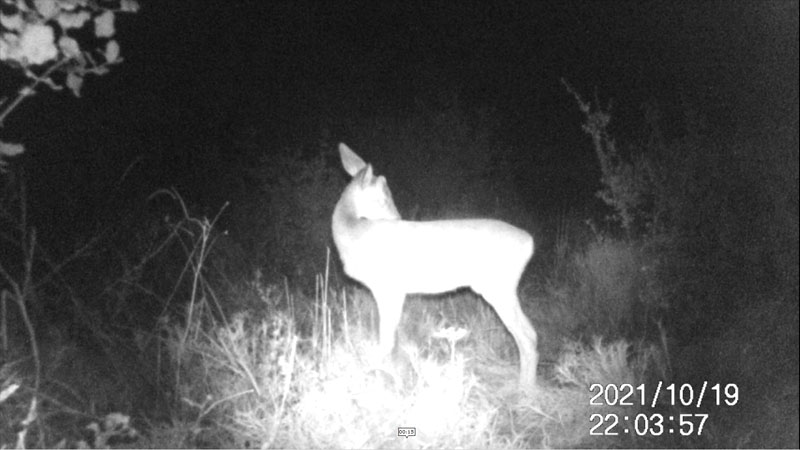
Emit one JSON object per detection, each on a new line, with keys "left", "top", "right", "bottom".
{"left": 331, "top": 143, "right": 538, "bottom": 388}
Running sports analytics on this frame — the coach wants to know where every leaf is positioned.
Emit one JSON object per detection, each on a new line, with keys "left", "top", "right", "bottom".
{"left": 90, "top": 65, "right": 109, "bottom": 75}
{"left": 104, "top": 39, "right": 119, "bottom": 63}
{"left": 93, "top": 10, "right": 115, "bottom": 38}
{"left": 0, "top": 140, "right": 25, "bottom": 157}
{"left": 56, "top": 10, "right": 91, "bottom": 29}
{"left": 66, "top": 71, "right": 83, "bottom": 97}
{"left": 120, "top": 0, "right": 140, "bottom": 13}
{"left": 58, "top": 35, "right": 80, "bottom": 58}
{"left": 0, "top": 13, "right": 24, "bottom": 31}
{"left": 17, "top": 23, "right": 57, "bottom": 65}
{"left": 34, "top": 0, "right": 59, "bottom": 20}
{"left": 0, "top": 35, "right": 18, "bottom": 62}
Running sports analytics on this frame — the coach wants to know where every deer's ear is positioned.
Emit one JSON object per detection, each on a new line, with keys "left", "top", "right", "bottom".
{"left": 364, "top": 164, "right": 375, "bottom": 181}
{"left": 339, "top": 143, "right": 367, "bottom": 176}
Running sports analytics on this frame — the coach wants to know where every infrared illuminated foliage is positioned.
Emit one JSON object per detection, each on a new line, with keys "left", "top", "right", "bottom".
{"left": 0, "top": 0, "right": 139, "bottom": 167}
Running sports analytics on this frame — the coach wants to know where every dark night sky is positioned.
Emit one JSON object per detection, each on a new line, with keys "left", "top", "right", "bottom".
{"left": 2, "top": 0, "right": 798, "bottom": 248}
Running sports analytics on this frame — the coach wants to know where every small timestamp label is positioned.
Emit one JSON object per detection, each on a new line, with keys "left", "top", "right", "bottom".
{"left": 397, "top": 427, "right": 416, "bottom": 438}
{"left": 588, "top": 382, "right": 739, "bottom": 437}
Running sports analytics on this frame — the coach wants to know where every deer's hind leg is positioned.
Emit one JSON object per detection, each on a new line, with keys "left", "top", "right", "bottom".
{"left": 480, "top": 287, "right": 538, "bottom": 388}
